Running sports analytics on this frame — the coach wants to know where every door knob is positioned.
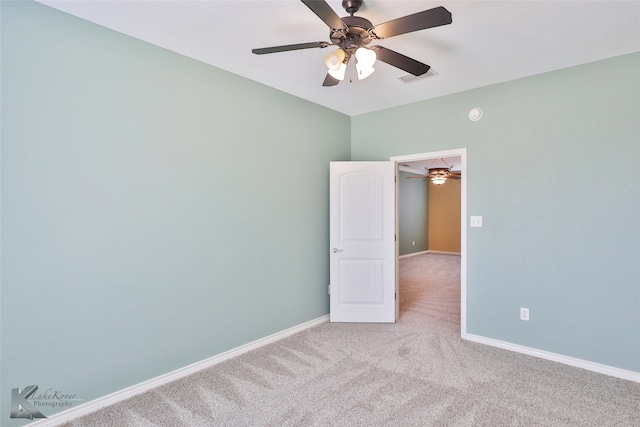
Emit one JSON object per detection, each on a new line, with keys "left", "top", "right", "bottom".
{"left": 332, "top": 248, "right": 343, "bottom": 253}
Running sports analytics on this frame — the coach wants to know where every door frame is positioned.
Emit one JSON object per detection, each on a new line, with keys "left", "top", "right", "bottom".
{"left": 390, "top": 148, "right": 467, "bottom": 338}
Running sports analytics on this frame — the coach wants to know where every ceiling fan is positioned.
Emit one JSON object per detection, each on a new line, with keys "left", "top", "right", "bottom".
{"left": 407, "top": 158, "right": 461, "bottom": 185}
{"left": 252, "top": 0, "right": 452, "bottom": 86}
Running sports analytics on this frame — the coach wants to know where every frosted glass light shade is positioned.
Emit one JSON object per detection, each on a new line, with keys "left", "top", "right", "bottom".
{"left": 325, "top": 49, "right": 347, "bottom": 81}
{"left": 355, "top": 47, "right": 376, "bottom": 67}
{"left": 328, "top": 63, "right": 347, "bottom": 81}
{"left": 355, "top": 47, "right": 376, "bottom": 80}
{"left": 324, "top": 49, "right": 346, "bottom": 71}
{"left": 356, "top": 64, "right": 375, "bottom": 80}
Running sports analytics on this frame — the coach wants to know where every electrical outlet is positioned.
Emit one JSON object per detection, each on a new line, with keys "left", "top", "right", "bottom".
{"left": 412, "top": 241, "right": 415, "bottom": 245}
{"left": 520, "top": 307, "right": 530, "bottom": 321}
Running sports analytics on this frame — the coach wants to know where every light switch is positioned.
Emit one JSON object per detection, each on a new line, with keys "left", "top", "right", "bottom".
{"left": 470, "top": 216, "right": 483, "bottom": 228}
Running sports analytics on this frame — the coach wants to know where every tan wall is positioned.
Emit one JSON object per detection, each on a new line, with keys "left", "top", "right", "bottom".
{"left": 428, "top": 179, "right": 461, "bottom": 252}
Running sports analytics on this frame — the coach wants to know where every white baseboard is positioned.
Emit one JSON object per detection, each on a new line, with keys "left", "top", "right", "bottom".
{"left": 31, "top": 315, "right": 330, "bottom": 426}
{"left": 399, "top": 250, "right": 461, "bottom": 259}
{"left": 399, "top": 250, "right": 429, "bottom": 258}
{"left": 464, "top": 333, "right": 640, "bottom": 383}
{"left": 427, "top": 250, "right": 461, "bottom": 256}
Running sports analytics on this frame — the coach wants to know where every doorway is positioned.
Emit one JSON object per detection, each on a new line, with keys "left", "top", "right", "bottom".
{"left": 390, "top": 148, "right": 467, "bottom": 338}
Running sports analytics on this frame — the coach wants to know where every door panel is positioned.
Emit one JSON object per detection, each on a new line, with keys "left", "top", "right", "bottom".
{"left": 329, "top": 161, "right": 396, "bottom": 323}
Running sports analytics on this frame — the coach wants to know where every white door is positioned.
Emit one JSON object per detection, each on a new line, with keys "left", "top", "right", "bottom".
{"left": 329, "top": 161, "right": 396, "bottom": 323}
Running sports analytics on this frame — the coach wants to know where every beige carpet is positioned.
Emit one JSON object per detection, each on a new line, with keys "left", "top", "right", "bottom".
{"left": 62, "top": 253, "right": 639, "bottom": 426}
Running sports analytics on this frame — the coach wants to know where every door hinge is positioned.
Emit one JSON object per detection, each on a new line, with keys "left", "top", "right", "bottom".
{"left": 328, "top": 284, "right": 331, "bottom": 295}
{"left": 395, "top": 292, "right": 397, "bottom": 300}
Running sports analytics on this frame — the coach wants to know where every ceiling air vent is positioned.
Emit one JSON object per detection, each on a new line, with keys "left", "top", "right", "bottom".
{"left": 398, "top": 69, "right": 438, "bottom": 83}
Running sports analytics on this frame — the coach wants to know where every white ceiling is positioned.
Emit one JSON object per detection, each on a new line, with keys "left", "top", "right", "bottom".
{"left": 400, "top": 156, "right": 461, "bottom": 175}
{"left": 37, "top": 0, "right": 640, "bottom": 116}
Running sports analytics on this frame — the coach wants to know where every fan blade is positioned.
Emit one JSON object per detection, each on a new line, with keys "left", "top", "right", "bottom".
{"left": 373, "top": 6, "right": 452, "bottom": 39}
{"left": 370, "top": 46, "right": 430, "bottom": 76}
{"left": 301, "top": 0, "right": 348, "bottom": 30}
{"left": 322, "top": 73, "right": 340, "bottom": 87}
{"left": 252, "top": 41, "right": 331, "bottom": 55}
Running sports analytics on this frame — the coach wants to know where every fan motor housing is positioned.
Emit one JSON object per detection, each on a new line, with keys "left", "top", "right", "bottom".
{"left": 330, "top": 16, "right": 373, "bottom": 50}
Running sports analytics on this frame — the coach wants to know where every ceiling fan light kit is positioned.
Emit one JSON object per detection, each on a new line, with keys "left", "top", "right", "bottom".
{"left": 252, "top": 0, "right": 452, "bottom": 86}
{"left": 427, "top": 167, "right": 450, "bottom": 185}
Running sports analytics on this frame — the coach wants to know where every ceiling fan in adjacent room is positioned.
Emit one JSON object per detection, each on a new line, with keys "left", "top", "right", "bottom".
{"left": 407, "top": 158, "right": 461, "bottom": 185}
{"left": 252, "top": 0, "right": 452, "bottom": 86}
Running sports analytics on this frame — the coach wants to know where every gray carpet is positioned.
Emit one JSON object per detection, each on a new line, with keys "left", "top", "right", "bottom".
{"left": 62, "top": 253, "right": 639, "bottom": 426}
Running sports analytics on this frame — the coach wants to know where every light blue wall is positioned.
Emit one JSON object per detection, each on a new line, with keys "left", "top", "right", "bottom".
{"left": 352, "top": 53, "right": 640, "bottom": 372}
{"left": 1, "top": 2, "right": 350, "bottom": 423}
{"left": 398, "top": 171, "right": 428, "bottom": 255}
